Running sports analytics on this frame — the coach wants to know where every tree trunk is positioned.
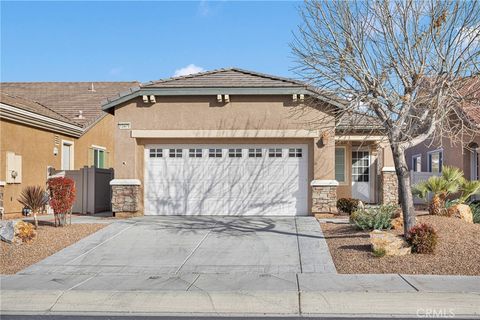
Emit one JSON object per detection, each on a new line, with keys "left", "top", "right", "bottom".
{"left": 33, "top": 212, "right": 38, "bottom": 229}
{"left": 391, "top": 146, "right": 417, "bottom": 235}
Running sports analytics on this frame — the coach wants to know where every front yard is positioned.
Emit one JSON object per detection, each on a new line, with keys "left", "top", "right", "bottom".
{"left": 1, "top": 223, "right": 105, "bottom": 274}
{"left": 321, "top": 213, "right": 480, "bottom": 275}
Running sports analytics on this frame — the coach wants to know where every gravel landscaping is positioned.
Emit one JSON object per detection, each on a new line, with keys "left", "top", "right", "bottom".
{"left": 321, "top": 214, "right": 480, "bottom": 275}
{"left": 1, "top": 223, "right": 106, "bottom": 274}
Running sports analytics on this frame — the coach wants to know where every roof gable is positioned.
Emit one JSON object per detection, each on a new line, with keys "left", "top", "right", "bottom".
{"left": 143, "top": 68, "right": 306, "bottom": 88}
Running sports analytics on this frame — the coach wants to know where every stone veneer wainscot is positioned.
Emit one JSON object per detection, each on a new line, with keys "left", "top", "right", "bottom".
{"left": 311, "top": 180, "right": 338, "bottom": 214}
{"left": 381, "top": 167, "right": 399, "bottom": 205}
{"left": 110, "top": 179, "right": 141, "bottom": 218}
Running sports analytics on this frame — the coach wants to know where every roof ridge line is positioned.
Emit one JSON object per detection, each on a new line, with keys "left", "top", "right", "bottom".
{"left": 143, "top": 67, "right": 306, "bottom": 87}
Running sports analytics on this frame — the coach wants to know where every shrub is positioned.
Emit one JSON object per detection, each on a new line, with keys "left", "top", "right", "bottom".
{"left": 17, "top": 185, "right": 48, "bottom": 228}
{"left": 372, "top": 247, "right": 386, "bottom": 258}
{"left": 350, "top": 205, "right": 397, "bottom": 231}
{"left": 337, "top": 198, "right": 360, "bottom": 215}
{"left": 15, "top": 221, "right": 36, "bottom": 243}
{"left": 406, "top": 223, "right": 438, "bottom": 254}
{"left": 469, "top": 203, "right": 480, "bottom": 224}
{"left": 48, "top": 177, "right": 76, "bottom": 227}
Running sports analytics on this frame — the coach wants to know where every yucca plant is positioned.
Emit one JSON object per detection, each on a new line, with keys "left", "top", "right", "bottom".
{"left": 18, "top": 185, "right": 48, "bottom": 228}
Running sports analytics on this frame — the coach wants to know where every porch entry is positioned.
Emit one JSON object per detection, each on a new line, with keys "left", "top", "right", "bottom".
{"left": 352, "top": 149, "right": 370, "bottom": 202}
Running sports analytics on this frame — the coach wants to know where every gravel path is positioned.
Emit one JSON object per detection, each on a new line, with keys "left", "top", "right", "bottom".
{"left": 1, "top": 223, "right": 106, "bottom": 274}
{"left": 321, "top": 215, "right": 480, "bottom": 275}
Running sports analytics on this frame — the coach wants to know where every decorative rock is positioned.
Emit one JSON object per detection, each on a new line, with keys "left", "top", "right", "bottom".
{"left": 448, "top": 204, "right": 473, "bottom": 223}
{"left": 1, "top": 221, "right": 36, "bottom": 244}
{"left": 358, "top": 201, "right": 365, "bottom": 210}
{"left": 370, "top": 230, "right": 411, "bottom": 256}
{"left": 0, "top": 220, "right": 15, "bottom": 243}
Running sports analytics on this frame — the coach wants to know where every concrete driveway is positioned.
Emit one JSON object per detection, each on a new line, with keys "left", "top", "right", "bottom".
{"left": 20, "top": 216, "right": 336, "bottom": 276}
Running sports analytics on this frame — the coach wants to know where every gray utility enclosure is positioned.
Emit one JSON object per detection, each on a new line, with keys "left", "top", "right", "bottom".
{"left": 52, "top": 166, "right": 113, "bottom": 214}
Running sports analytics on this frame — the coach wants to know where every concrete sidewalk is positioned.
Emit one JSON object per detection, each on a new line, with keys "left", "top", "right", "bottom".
{"left": 1, "top": 273, "right": 479, "bottom": 317}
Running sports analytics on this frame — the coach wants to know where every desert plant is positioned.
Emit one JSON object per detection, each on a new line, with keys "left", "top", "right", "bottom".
{"left": 48, "top": 177, "right": 76, "bottom": 227}
{"left": 406, "top": 223, "right": 438, "bottom": 254}
{"left": 336, "top": 198, "right": 360, "bottom": 215}
{"left": 372, "top": 247, "right": 386, "bottom": 258}
{"left": 17, "top": 185, "right": 48, "bottom": 228}
{"left": 469, "top": 203, "right": 480, "bottom": 224}
{"left": 458, "top": 180, "right": 480, "bottom": 204}
{"left": 412, "top": 166, "right": 464, "bottom": 215}
{"left": 350, "top": 205, "right": 397, "bottom": 231}
{"left": 15, "top": 221, "right": 37, "bottom": 243}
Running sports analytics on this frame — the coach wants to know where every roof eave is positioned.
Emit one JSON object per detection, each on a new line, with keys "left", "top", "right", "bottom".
{"left": 101, "top": 86, "right": 343, "bottom": 111}
{"left": 0, "top": 102, "right": 84, "bottom": 137}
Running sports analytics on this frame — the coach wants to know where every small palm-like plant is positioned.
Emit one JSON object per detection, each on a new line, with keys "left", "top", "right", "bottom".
{"left": 412, "top": 166, "right": 462, "bottom": 215}
{"left": 458, "top": 179, "right": 480, "bottom": 203}
{"left": 412, "top": 166, "right": 480, "bottom": 216}
{"left": 18, "top": 186, "right": 48, "bottom": 228}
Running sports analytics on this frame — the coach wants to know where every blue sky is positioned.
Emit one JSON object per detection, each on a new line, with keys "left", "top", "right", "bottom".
{"left": 1, "top": 1, "right": 303, "bottom": 82}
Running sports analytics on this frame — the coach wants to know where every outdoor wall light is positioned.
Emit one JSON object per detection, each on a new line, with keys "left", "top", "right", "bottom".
{"left": 142, "top": 95, "right": 149, "bottom": 103}
{"left": 149, "top": 95, "right": 156, "bottom": 103}
{"left": 292, "top": 94, "right": 298, "bottom": 102}
{"left": 217, "top": 94, "right": 222, "bottom": 103}
{"left": 299, "top": 94, "right": 305, "bottom": 102}
{"left": 224, "top": 94, "right": 230, "bottom": 102}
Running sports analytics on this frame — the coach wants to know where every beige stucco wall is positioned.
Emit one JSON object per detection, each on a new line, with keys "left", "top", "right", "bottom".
{"left": 74, "top": 114, "right": 115, "bottom": 169}
{"left": 0, "top": 114, "right": 115, "bottom": 215}
{"left": 112, "top": 95, "right": 336, "bottom": 214}
{"left": 0, "top": 119, "right": 71, "bottom": 214}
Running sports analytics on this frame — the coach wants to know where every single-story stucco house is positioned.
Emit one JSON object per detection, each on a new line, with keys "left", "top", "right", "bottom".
{"left": 0, "top": 82, "right": 137, "bottom": 216}
{"left": 101, "top": 68, "right": 398, "bottom": 217}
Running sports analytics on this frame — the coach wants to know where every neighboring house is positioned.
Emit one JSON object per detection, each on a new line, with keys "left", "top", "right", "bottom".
{"left": 405, "top": 77, "right": 480, "bottom": 180}
{"left": 0, "top": 82, "right": 137, "bottom": 216}
{"left": 101, "top": 68, "right": 397, "bottom": 217}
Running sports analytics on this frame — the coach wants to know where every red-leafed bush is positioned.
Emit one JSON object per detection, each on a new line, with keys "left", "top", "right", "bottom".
{"left": 48, "top": 177, "right": 76, "bottom": 226}
{"left": 406, "top": 223, "right": 438, "bottom": 254}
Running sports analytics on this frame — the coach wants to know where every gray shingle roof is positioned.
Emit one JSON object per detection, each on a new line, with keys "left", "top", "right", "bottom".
{"left": 1, "top": 81, "right": 139, "bottom": 127}
{"left": 143, "top": 68, "right": 306, "bottom": 88}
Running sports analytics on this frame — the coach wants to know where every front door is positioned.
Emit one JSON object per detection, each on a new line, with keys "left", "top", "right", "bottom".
{"left": 352, "top": 150, "right": 370, "bottom": 202}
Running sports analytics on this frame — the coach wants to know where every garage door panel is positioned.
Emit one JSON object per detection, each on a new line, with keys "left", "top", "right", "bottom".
{"left": 144, "top": 144, "right": 308, "bottom": 216}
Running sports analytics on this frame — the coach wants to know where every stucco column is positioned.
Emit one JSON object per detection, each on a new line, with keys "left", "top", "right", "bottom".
{"left": 110, "top": 179, "right": 142, "bottom": 218}
{"left": 381, "top": 167, "right": 399, "bottom": 205}
{"left": 311, "top": 180, "right": 339, "bottom": 214}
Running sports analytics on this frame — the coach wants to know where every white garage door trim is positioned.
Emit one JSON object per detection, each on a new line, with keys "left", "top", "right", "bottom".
{"left": 144, "top": 144, "right": 309, "bottom": 216}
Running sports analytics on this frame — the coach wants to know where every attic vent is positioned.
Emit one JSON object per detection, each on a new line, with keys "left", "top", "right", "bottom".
{"left": 74, "top": 110, "right": 85, "bottom": 119}
{"left": 54, "top": 135, "right": 60, "bottom": 146}
{"left": 88, "top": 83, "right": 96, "bottom": 92}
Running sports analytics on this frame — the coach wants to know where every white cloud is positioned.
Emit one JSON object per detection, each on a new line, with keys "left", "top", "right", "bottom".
{"left": 173, "top": 64, "right": 205, "bottom": 77}
{"left": 109, "top": 67, "right": 123, "bottom": 76}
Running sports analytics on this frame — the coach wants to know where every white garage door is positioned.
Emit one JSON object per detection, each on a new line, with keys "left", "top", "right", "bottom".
{"left": 144, "top": 144, "right": 309, "bottom": 216}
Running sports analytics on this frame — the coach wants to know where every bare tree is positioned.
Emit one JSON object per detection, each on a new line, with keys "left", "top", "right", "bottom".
{"left": 292, "top": 0, "right": 480, "bottom": 234}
